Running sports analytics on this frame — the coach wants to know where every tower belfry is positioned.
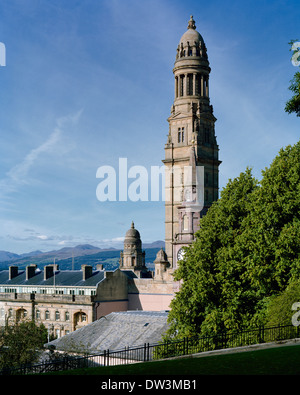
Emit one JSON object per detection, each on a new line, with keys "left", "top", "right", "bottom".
{"left": 163, "top": 16, "right": 221, "bottom": 269}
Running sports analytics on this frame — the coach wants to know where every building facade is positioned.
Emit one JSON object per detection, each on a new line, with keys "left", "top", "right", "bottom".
{"left": 0, "top": 16, "right": 220, "bottom": 336}
{"left": 0, "top": 222, "right": 173, "bottom": 337}
{"left": 0, "top": 264, "right": 128, "bottom": 337}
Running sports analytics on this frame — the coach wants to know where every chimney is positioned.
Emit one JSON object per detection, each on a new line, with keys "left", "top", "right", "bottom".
{"left": 9, "top": 266, "right": 18, "bottom": 280}
{"left": 81, "top": 265, "right": 93, "bottom": 280}
{"left": 97, "top": 264, "right": 103, "bottom": 271}
{"left": 44, "top": 264, "right": 59, "bottom": 280}
{"left": 26, "top": 264, "right": 37, "bottom": 280}
{"left": 44, "top": 265, "right": 54, "bottom": 280}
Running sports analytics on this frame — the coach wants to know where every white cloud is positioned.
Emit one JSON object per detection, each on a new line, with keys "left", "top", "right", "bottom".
{"left": 36, "top": 235, "right": 48, "bottom": 240}
{"left": 7, "top": 126, "right": 61, "bottom": 185}
{"left": 0, "top": 110, "right": 83, "bottom": 197}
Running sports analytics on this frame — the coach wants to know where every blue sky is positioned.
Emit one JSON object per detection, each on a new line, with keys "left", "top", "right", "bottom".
{"left": 0, "top": 0, "right": 299, "bottom": 254}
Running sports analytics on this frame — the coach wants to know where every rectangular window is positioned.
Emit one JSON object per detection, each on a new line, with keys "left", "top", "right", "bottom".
{"left": 204, "top": 129, "right": 210, "bottom": 143}
{"left": 188, "top": 74, "right": 193, "bottom": 95}
{"left": 178, "top": 127, "right": 185, "bottom": 143}
{"left": 180, "top": 76, "right": 184, "bottom": 96}
{"left": 205, "top": 190, "right": 209, "bottom": 202}
{"left": 205, "top": 172, "right": 209, "bottom": 185}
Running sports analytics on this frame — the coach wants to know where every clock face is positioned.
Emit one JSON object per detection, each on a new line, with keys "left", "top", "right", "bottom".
{"left": 177, "top": 247, "right": 185, "bottom": 261}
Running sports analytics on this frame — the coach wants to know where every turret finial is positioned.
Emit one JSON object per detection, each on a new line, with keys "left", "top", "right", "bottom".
{"left": 187, "top": 15, "right": 196, "bottom": 30}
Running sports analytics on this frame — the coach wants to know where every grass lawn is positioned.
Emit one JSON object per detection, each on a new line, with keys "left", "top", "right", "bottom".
{"left": 49, "top": 343, "right": 300, "bottom": 375}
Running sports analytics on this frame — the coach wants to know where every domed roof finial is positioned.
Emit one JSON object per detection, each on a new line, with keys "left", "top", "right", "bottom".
{"left": 131, "top": 221, "right": 134, "bottom": 229}
{"left": 187, "top": 15, "right": 196, "bottom": 30}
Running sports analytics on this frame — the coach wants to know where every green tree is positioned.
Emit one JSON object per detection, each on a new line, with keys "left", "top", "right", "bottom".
{"left": 166, "top": 168, "right": 259, "bottom": 338}
{"left": 166, "top": 141, "right": 300, "bottom": 339}
{"left": 285, "top": 40, "right": 300, "bottom": 117}
{"left": 285, "top": 71, "right": 300, "bottom": 116}
{"left": 0, "top": 320, "right": 48, "bottom": 370}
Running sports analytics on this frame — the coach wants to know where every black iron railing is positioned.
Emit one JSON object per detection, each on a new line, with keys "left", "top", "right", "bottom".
{"left": 1, "top": 323, "right": 299, "bottom": 375}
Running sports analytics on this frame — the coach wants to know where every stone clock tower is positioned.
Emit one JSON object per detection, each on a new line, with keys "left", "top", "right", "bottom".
{"left": 163, "top": 16, "right": 221, "bottom": 270}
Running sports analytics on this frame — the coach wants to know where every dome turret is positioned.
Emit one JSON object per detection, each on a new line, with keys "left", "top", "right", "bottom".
{"left": 175, "top": 16, "right": 208, "bottom": 66}
{"left": 119, "top": 221, "right": 145, "bottom": 273}
{"left": 124, "top": 221, "right": 141, "bottom": 249}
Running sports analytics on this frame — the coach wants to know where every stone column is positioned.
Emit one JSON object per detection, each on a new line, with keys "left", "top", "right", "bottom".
{"left": 206, "top": 76, "right": 209, "bottom": 97}
{"left": 180, "top": 75, "right": 183, "bottom": 96}
{"left": 184, "top": 73, "right": 187, "bottom": 96}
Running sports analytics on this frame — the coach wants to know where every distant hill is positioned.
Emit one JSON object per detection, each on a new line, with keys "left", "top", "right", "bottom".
{"left": 143, "top": 240, "right": 164, "bottom": 248}
{"left": 0, "top": 242, "right": 165, "bottom": 272}
{"left": 0, "top": 251, "right": 20, "bottom": 262}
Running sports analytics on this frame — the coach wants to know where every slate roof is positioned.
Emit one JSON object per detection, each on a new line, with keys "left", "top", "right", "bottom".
{"left": 0, "top": 269, "right": 106, "bottom": 287}
{"left": 46, "top": 310, "right": 169, "bottom": 353}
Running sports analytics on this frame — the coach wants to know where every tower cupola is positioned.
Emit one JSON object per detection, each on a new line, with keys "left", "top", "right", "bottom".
{"left": 119, "top": 221, "right": 146, "bottom": 274}
{"left": 173, "top": 15, "right": 211, "bottom": 112}
{"left": 175, "top": 15, "right": 208, "bottom": 65}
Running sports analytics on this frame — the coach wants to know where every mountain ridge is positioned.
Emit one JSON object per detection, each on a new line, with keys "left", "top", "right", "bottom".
{"left": 0, "top": 241, "right": 165, "bottom": 270}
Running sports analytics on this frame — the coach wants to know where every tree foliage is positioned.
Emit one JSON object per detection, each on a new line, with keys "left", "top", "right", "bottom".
{"left": 0, "top": 320, "right": 48, "bottom": 370}
{"left": 285, "top": 40, "right": 300, "bottom": 117}
{"left": 166, "top": 141, "right": 300, "bottom": 339}
{"left": 285, "top": 71, "right": 300, "bottom": 116}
